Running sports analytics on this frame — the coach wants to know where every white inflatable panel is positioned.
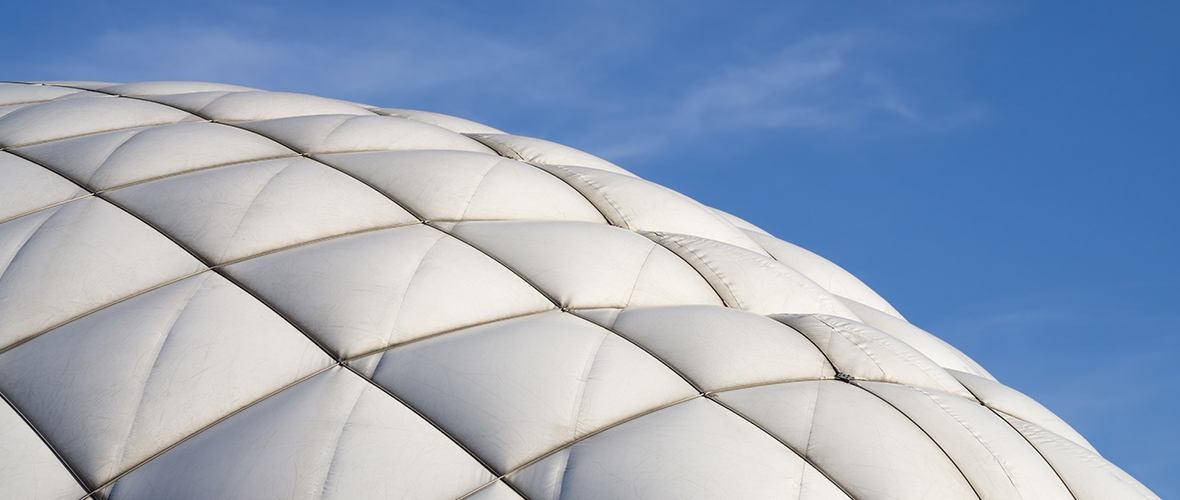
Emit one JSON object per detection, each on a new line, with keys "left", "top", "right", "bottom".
{"left": 718, "top": 380, "right": 978, "bottom": 500}
{"left": 0, "top": 400, "right": 86, "bottom": 500}
{"left": 773, "top": 314, "right": 972, "bottom": 398}
{"left": 607, "top": 305, "right": 833, "bottom": 391}
{"left": 145, "top": 90, "right": 374, "bottom": 122}
{"left": 464, "top": 481, "right": 528, "bottom": 500}
{"left": 540, "top": 164, "right": 768, "bottom": 254}
{"left": 951, "top": 369, "right": 1096, "bottom": 452}
{"left": 372, "top": 108, "right": 507, "bottom": 134}
{"left": 0, "top": 82, "right": 84, "bottom": 106}
{"left": 469, "top": 133, "right": 635, "bottom": 176}
{"left": 366, "top": 311, "right": 695, "bottom": 470}
{"left": 224, "top": 225, "right": 553, "bottom": 358}
{"left": 237, "top": 114, "right": 494, "bottom": 154}
{"left": 842, "top": 298, "right": 995, "bottom": 380}
{"left": 0, "top": 273, "right": 331, "bottom": 484}
{"left": 0, "top": 198, "right": 205, "bottom": 350}
{"left": 17, "top": 122, "right": 293, "bottom": 190}
{"left": 651, "top": 232, "right": 859, "bottom": 317}
{"left": 508, "top": 397, "right": 849, "bottom": 500}
{"left": 108, "top": 157, "right": 416, "bottom": 263}
{"left": 864, "top": 382, "right": 1075, "bottom": 500}
{"left": 1006, "top": 416, "right": 1161, "bottom": 500}
{"left": 453, "top": 221, "right": 722, "bottom": 309}
{"left": 0, "top": 152, "right": 86, "bottom": 222}
{"left": 99, "top": 81, "right": 258, "bottom": 96}
{"left": 322, "top": 150, "right": 606, "bottom": 223}
{"left": 0, "top": 96, "right": 192, "bottom": 147}
{"left": 744, "top": 230, "right": 904, "bottom": 319}
{"left": 110, "top": 368, "right": 494, "bottom": 500}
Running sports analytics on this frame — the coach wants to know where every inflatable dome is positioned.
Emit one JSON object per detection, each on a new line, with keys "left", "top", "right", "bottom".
{"left": 0, "top": 81, "right": 1160, "bottom": 500}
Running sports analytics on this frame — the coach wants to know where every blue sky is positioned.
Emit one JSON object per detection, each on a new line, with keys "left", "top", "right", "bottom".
{"left": 6, "top": 0, "right": 1179, "bottom": 496}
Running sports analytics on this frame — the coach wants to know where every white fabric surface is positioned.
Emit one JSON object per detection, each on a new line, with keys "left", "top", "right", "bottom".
{"left": 0, "top": 81, "right": 1157, "bottom": 500}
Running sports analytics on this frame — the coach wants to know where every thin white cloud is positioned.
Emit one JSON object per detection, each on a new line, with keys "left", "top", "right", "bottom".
{"left": 22, "top": 4, "right": 991, "bottom": 165}
{"left": 37, "top": 22, "right": 556, "bottom": 98}
{"left": 584, "top": 32, "right": 988, "bottom": 162}
{"left": 672, "top": 36, "right": 853, "bottom": 131}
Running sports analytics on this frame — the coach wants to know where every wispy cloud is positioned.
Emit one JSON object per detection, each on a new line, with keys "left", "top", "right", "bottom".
{"left": 55, "top": 26, "right": 288, "bottom": 85}
{"left": 21, "top": 2, "right": 991, "bottom": 163}
{"left": 587, "top": 32, "right": 987, "bottom": 161}
{"left": 37, "top": 22, "right": 554, "bottom": 99}
{"left": 672, "top": 35, "right": 855, "bottom": 131}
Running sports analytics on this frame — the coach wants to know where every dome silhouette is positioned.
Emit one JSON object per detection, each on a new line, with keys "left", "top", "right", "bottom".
{"left": 0, "top": 80, "right": 1160, "bottom": 500}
